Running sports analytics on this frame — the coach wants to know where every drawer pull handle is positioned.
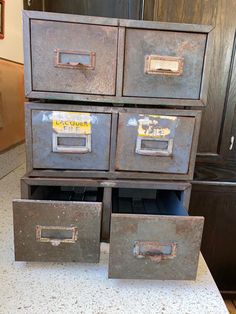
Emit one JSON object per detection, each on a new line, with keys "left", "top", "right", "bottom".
{"left": 145, "top": 55, "right": 184, "bottom": 76}
{"left": 67, "top": 62, "right": 83, "bottom": 66}
{"left": 36, "top": 225, "right": 78, "bottom": 246}
{"left": 54, "top": 49, "right": 96, "bottom": 70}
{"left": 135, "top": 137, "right": 173, "bottom": 156}
{"left": 133, "top": 241, "right": 177, "bottom": 263}
{"left": 52, "top": 133, "right": 91, "bottom": 154}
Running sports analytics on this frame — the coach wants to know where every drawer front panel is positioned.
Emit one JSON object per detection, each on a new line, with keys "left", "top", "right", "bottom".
{"left": 13, "top": 199, "right": 102, "bottom": 262}
{"left": 115, "top": 113, "right": 195, "bottom": 174}
{"left": 31, "top": 20, "right": 118, "bottom": 95}
{"left": 32, "top": 110, "right": 111, "bottom": 170}
{"left": 109, "top": 214, "right": 204, "bottom": 280}
{"left": 123, "top": 29, "right": 206, "bottom": 99}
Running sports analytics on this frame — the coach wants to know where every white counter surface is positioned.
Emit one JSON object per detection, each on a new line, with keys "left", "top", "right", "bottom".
{"left": 0, "top": 164, "right": 228, "bottom": 314}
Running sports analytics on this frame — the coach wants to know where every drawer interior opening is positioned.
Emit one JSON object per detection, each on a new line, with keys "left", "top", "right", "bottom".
{"left": 112, "top": 188, "right": 188, "bottom": 216}
{"left": 30, "top": 185, "right": 103, "bottom": 202}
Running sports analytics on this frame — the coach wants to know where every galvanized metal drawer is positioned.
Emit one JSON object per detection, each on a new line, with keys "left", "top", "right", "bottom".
{"left": 123, "top": 29, "right": 207, "bottom": 99}
{"left": 29, "top": 19, "right": 118, "bottom": 96}
{"left": 25, "top": 103, "right": 201, "bottom": 180}
{"left": 13, "top": 186, "right": 102, "bottom": 262}
{"left": 115, "top": 112, "right": 198, "bottom": 174}
{"left": 24, "top": 11, "right": 213, "bottom": 107}
{"left": 109, "top": 189, "right": 204, "bottom": 280}
{"left": 31, "top": 110, "right": 111, "bottom": 170}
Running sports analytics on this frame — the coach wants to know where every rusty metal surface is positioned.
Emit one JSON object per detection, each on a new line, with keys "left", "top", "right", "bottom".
{"left": 133, "top": 241, "right": 177, "bottom": 263}
{"left": 25, "top": 103, "right": 201, "bottom": 180}
{"left": 31, "top": 20, "right": 118, "bottom": 95}
{"left": 23, "top": 11, "right": 213, "bottom": 106}
{"left": 13, "top": 199, "right": 102, "bottom": 262}
{"left": 54, "top": 49, "right": 96, "bottom": 70}
{"left": 32, "top": 110, "right": 111, "bottom": 170}
{"left": 115, "top": 113, "right": 195, "bottom": 174}
{"left": 123, "top": 29, "right": 206, "bottom": 99}
{"left": 19, "top": 177, "right": 192, "bottom": 249}
{"left": 109, "top": 213, "right": 204, "bottom": 280}
{"left": 35, "top": 225, "right": 78, "bottom": 245}
{"left": 144, "top": 55, "right": 184, "bottom": 76}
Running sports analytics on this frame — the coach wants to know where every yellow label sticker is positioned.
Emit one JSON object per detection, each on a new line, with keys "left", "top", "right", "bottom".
{"left": 148, "top": 115, "right": 177, "bottom": 121}
{"left": 52, "top": 111, "right": 91, "bottom": 134}
{"left": 138, "top": 115, "right": 176, "bottom": 138}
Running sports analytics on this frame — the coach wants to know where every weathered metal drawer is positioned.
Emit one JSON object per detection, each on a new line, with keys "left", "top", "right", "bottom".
{"left": 123, "top": 29, "right": 207, "bottom": 99}
{"left": 26, "top": 103, "right": 201, "bottom": 180}
{"left": 31, "top": 110, "right": 111, "bottom": 170}
{"left": 29, "top": 18, "right": 118, "bottom": 96}
{"left": 115, "top": 111, "right": 200, "bottom": 174}
{"left": 109, "top": 188, "right": 204, "bottom": 280}
{"left": 24, "top": 11, "right": 214, "bottom": 106}
{"left": 13, "top": 185, "right": 102, "bottom": 262}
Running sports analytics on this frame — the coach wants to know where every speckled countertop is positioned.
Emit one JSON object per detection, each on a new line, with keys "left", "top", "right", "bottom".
{"left": 0, "top": 164, "right": 228, "bottom": 314}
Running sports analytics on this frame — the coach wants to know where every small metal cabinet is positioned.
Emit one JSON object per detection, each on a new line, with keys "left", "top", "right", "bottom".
{"left": 25, "top": 102, "right": 201, "bottom": 181}
{"left": 17, "top": 8, "right": 212, "bottom": 282}
{"left": 13, "top": 182, "right": 104, "bottom": 262}
{"left": 109, "top": 185, "right": 204, "bottom": 280}
{"left": 23, "top": 10, "right": 214, "bottom": 107}
{"left": 15, "top": 177, "right": 203, "bottom": 280}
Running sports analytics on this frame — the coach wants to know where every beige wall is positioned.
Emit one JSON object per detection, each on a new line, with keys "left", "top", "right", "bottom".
{"left": 0, "top": 0, "right": 25, "bottom": 152}
{"left": 0, "top": 0, "right": 23, "bottom": 63}
{"left": 0, "top": 59, "right": 25, "bottom": 151}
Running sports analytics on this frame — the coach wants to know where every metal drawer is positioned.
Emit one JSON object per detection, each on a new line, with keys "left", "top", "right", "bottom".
{"left": 24, "top": 11, "right": 213, "bottom": 107}
{"left": 115, "top": 112, "right": 199, "bottom": 174}
{"left": 123, "top": 28, "right": 207, "bottom": 99}
{"left": 13, "top": 186, "right": 102, "bottom": 262}
{"left": 31, "top": 110, "right": 111, "bottom": 170}
{"left": 109, "top": 189, "right": 204, "bottom": 280}
{"left": 30, "top": 19, "right": 118, "bottom": 95}
{"left": 25, "top": 104, "right": 201, "bottom": 180}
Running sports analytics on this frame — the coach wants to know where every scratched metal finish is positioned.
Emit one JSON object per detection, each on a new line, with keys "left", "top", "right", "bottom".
{"left": 32, "top": 110, "right": 111, "bottom": 170}
{"left": 109, "top": 213, "right": 204, "bottom": 280}
{"left": 115, "top": 113, "right": 195, "bottom": 174}
{"left": 13, "top": 199, "right": 102, "bottom": 262}
{"left": 123, "top": 29, "right": 206, "bottom": 99}
{"left": 31, "top": 20, "right": 118, "bottom": 95}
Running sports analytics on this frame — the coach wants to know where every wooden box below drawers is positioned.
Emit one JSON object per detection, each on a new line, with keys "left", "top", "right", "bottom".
{"left": 25, "top": 102, "right": 201, "bottom": 181}
{"left": 23, "top": 10, "right": 214, "bottom": 107}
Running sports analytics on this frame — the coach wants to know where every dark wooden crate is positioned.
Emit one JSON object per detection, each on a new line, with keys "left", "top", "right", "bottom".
{"left": 190, "top": 181, "right": 236, "bottom": 293}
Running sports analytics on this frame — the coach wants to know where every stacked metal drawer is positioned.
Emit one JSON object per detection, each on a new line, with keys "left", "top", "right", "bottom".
{"left": 13, "top": 10, "right": 214, "bottom": 280}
